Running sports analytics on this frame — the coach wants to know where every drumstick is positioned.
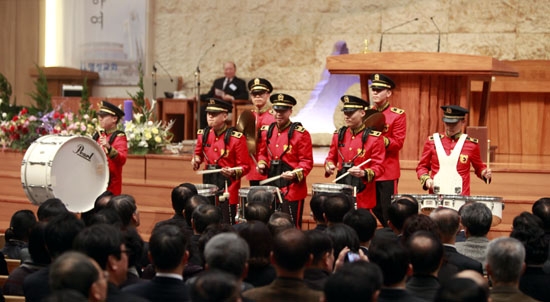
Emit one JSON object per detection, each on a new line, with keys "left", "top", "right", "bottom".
{"left": 275, "top": 187, "right": 284, "bottom": 204}
{"left": 196, "top": 167, "right": 241, "bottom": 175}
{"left": 332, "top": 158, "right": 372, "bottom": 183}
{"left": 259, "top": 168, "right": 304, "bottom": 185}
{"left": 485, "top": 139, "right": 491, "bottom": 184}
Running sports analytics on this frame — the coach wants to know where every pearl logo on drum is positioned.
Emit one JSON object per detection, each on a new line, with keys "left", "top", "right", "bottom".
{"left": 74, "top": 144, "right": 95, "bottom": 162}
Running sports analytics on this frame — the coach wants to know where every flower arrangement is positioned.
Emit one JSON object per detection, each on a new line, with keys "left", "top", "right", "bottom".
{"left": 0, "top": 107, "right": 44, "bottom": 150}
{"left": 125, "top": 115, "right": 174, "bottom": 154}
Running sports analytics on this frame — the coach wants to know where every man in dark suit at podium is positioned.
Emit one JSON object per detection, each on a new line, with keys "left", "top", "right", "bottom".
{"left": 200, "top": 61, "right": 249, "bottom": 128}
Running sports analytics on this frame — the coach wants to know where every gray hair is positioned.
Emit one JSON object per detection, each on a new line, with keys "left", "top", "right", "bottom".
{"left": 486, "top": 237, "right": 525, "bottom": 283}
{"left": 204, "top": 233, "right": 249, "bottom": 278}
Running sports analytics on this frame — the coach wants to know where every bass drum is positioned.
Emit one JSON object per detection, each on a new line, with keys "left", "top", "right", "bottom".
{"left": 21, "top": 135, "right": 108, "bottom": 213}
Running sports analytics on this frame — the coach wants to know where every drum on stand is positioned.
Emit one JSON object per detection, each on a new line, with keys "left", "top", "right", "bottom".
{"left": 466, "top": 196, "right": 504, "bottom": 226}
{"left": 195, "top": 184, "right": 219, "bottom": 206}
{"left": 237, "top": 186, "right": 278, "bottom": 222}
{"left": 312, "top": 183, "right": 355, "bottom": 207}
{"left": 21, "top": 135, "right": 108, "bottom": 213}
{"left": 392, "top": 194, "right": 439, "bottom": 214}
{"left": 440, "top": 194, "right": 468, "bottom": 212}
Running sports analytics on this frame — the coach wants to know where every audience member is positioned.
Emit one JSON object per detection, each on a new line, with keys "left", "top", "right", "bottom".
{"left": 456, "top": 202, "right": 492, "bottom": 267}
{"left": 510, "top": 212, "right": 550, "bottom": 301}
{"left": 368, "top": 238, "right": 423, "bottom": 302}
{"left": 267, "top": 212, "right": 294, "bottom": 237}
{"left": 3, "top": 222, "right": 50, "bottom": 296}
{"left": 243, "top": 203, "right": 271, "bottom": 224}
{"left": 2, "top": 209, "right": 36, "bottom": 261}
{"left": 188, "top": 204, "right": 222, "bottom": 267}
{"left": 323, "top": 261, "right": 383, "bottom": 302}
{"left": 184, "top": 194, "right": 209, "bottom": 230}
{"left": 23, "top": 212, "right": 85, "bottom": 302}
{"left": 486, "top": 237, "right": 538, "bottom": 302}
{"left": 374, "top": 195, "right": 418, "bottom": 241}
{"left": 405, "top": 230, "right": 443, "bottom": 301}
{"left": 106, "top": 194, "right": 141, "bottom": 230}
{"left": 73, "top": 223, "right": 147, "bottom": 302}
{"left": 303, "top": 230, "right": 333, "bottom": 291}
{"left": 47, "top": 251, "right": 107, "bottom": 302}
{"left": 238, "top": 221, "right": 276, "bottom": 287}
{"left": 123, "top": 224, "right": 190, "bottom": 302}
{"left": 119, "top": 228, "right": 146, "bottom": 288}
{"left": 36, "top": 198, "right": 68, "bottom": 222}
{"left": 189, "top": 269, "right": 242, "bottom": 302}
{"left": 325, "top": 223, "right": 360, "bottom": 262}
{"left": 430, "top": 207, "right": 483, "bottom": 283}
{"left": 532, "top": 197, "right": 550, "bottom": 239}
{"left": 81, "top": 190, "right": 114, "bottom": 226}
{"left": 247, "top": 187, "right": 276, "bottom": 212}
{"left": 323, "top": 193, "right": 353, "bottom": 225}
{"left": 455, "top": 270, "right": 490, "bottom": 298}
{"left": 433, "top": 277, "right": 489, "bottom": 302}
{"left": 87, "top": 207, "right": 123, "bottom": 228}
{"left": 400, "top": 213, "right": 439, "bottom": 244}
{"left": 242, "top": 228, "right": 322, "bottom": 302}
{"left": 160, "top": 183, "right": 198, "bottom": 229}
{"left": 309, "top": 192, "right": 329, "bottom": 231}
{"left": 343, "top": 208, "right": 377, "bottom": 255}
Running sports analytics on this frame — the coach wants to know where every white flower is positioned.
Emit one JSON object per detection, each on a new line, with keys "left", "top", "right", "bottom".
{"left": 2, "top": 112, "right": 6, "bottom": 119}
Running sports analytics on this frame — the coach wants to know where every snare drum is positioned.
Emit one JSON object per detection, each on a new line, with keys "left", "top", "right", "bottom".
{"left": 21, "top": 135, "right": 108, "bottom": 213}
{"left": 392, "top": 194, "right": 438, "bottom": 214}
{"left": 312, "top": 183, "right": 354, "bottom": 196}
{"left": 467, "top": 196, "right": 504, "bottom": 226}
{"left": 440, "top": 194, "right": 468, "bottom": 212}
{"left": 195, "top": 184, "right": 219, "bottom": 206}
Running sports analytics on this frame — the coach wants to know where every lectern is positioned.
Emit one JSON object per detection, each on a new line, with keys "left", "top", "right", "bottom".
{"left": 29, "top": 67, "right": 99, "bottom": 97}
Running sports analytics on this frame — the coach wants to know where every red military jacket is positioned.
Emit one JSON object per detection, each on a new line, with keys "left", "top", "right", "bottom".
{"left": 373, "top": 103, "right": 406, "bottom": 181}
{"left": 96, "top": 130, "right": 128, "bottom": 196}
{"left": 416, "top": 133, "right": 487, "bottom": 196}
{"left": 257, "top": 121, "right": 313, "bottom": 201}
{"left": 324, "top": 126, "right": 386, "bottom": 209}
{"left": 247, "top": 107, "right": 275, "bottom": 181}
{"left": 194, "top": 126, "right": 251, "bottom": 205}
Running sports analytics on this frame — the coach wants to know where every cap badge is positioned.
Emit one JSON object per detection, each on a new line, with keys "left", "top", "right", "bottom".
{"left": 343, "top": 96, "right": 349, "bottom": 103}
{"left": 209, "top": 99, "right": 216, "bottom": 104}
{"left": 277, "top": 94, "right": 284, "bottom": 101}
{"left": 254, "top": 78, "right": 260, "bottom": 85}
{"left": 374, "top": 74, "right": 380, "bottom": 81}
{"left": 446, "top": 107, "right": 452, "bottom": 114}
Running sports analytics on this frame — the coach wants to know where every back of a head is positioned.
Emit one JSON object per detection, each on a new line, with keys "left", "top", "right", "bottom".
{"left": 149, "top": 223, "right": 189, "bottom": 271}
{"left": 486, "top": 237, "right": 525, "bottom": 283}
{"left": 434, "top": 277, "right": 488, "bottom": 302}
{"left": 343, "top": 208, "right": 377, "bottom": 243}
{"left": 401, "top": 214, "right": 440, "bottom": 244}
{"left": 185, "top": 194, "right": 209, "bottom": 226}
{"left": 28, "top": 222, "right": 52, "bottom": 265}
{"left": 460, "top": 202, "right": 493, "bottom": 237}
{"left": 171, "top": 183, "right": 197, "bottom": 214}
{"left": 204, "top": 233, "right": 249, "bottom": 278}
{"left": 37, "top": 198, "right": 69, "bottom": 222}
{"left": 49, "top": 251, "right": 98, "bottom": 298}
{"left": 532, "top": 197, "right": 550, "bottom": 232}
{"left": 122, "top": 228, "right": 145, "bottom": 269}
{"left": 272, "top": 228, "right": 309, "bottom": 272}
{"left": 106, "top": 194, "right": 137, "bottom": 227}
{"left": 510, "top": 212, "right": 548, "bottom": 265}
{"left": 45, "top": 212, "right": 85, "bottom": 259}
{"left": 190, "top": 269, "right": 241, "bottom": 302}
{"left": 369, "top": 237, "right": 409, "bottom": 286}
{"left": 247, "top": 187, "right": 275, "bottom": 210}
{"left": 388, "top": 197, "right": 418, "bottom": 231}
{"left": 6, "top": 209, "right": 37, "bottom": 241}
{"left": 238, "top": 221, "right": 273, "bottom": 268}
{"left": 324, "top": 261, "right": 382, "bottom": 302}
{"left": 245, "top": 203, "right": 271, "bottom": 224}
{"left": 430, "top": 207, "right": 460, "bottom": 242}
{"left": 267, "top": 211, "right": 294, "bottom": 237}
{"left": 88, "top": 207, "right": 123, "bottom": 228}
{"left": 324, "top": 193, "right": 353, "bottom": 223}
{"left": 192, "top": 204, "right": 222, "bottom": 234}
{"left": 325, "top": 223, "right": 360, "bottom": 258}
{"left": 73, "top": 223, "right": 123, "bottom": 270}
{"left": 305, "top": 230, "right": 333, "bottom": 266}
{"left": 94, "top": 191, "right": 114, "bottom": 210}
{"left": 406, "top": 230, "right": 443, "bottom": 275}
{"left": 310, "top": 193, "right": 329, "bottom": 223}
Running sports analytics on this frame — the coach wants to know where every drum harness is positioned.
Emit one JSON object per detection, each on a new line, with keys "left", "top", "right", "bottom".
{"left": 335, "top": 126, "right": 370, "bottom": 193}
{"left": 265, "top": 122, "right": 302, "bottom": 220}
{"left": 93, "top": 130, "right": 125, "bottom": 154}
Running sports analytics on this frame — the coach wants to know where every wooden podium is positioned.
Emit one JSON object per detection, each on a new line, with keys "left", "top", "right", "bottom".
{"left": 326, "top": 52, "right": 518, "bottom": 161}
{"left": 29, "top": 66, "right": 99, "bottom": 97}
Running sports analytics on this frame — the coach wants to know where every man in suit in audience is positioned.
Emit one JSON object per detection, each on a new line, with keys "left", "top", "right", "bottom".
{"left": 429, "top": 207, "right": 483, "bottom": 284}
{"left": 23, "top": 212, "right": 85, "bottom": 302}
{"left": 106, "top": 194, "right": 141, "bottom": 230}
{"left": 532, "top": 197, "right": 550, "bottom": 241}
{"left": 73, "top": 224, "right": 147, "bottom": 302}
{"left": 200, "top": 61, "right": 249, "bottom": 128}
{"left": 323, "top": 261, "right": 383, "bottom": 302}
{"left": 243, "top": 228, "right": 322, "bottom": 302}
{"left": 456, "top": 202, "right": 492, "bottom": 268}
{"left": 374, "top": 195, "right": 418, "bottom": 242}
{"left": 303, "top": 230, "right": 333, "bottom": 291}
{"left": 155, "top": 183, "right": 198, "bottom": 230}
{"left": 405, "top": 231, "right": 443, "bottom": 302}
{"left": 343, "top": 208, "right": 378, "bottom": 256}
{"left": 487, "top": 237, "right": 539, "bottom": 302}
{"left": 123, "top": 223, "right": 190, "bottom": 302}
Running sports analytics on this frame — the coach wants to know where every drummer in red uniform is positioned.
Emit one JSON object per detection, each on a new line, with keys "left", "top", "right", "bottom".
{"left": 95, "top": 101, "right": 128, "bottom": 196}
{"left": 246, "top": 78, "right": 275, "bottom": 186}
{"left": 416, "top": 105, "right": 492, "bottom": 195}
{"left": 369, "top": 74, "right": 406, "bottom": 226}
{"left": 192, "top": 98, "right": 251, "bottom": 224}
{"left": 324, "top": 95, "right": 385, "bottom": 209}
{"left": 257, "top": 93, "right": 314, "bottom": 228}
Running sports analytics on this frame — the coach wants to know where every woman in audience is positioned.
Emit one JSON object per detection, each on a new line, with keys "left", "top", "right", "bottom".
{"left": 238, "top": 220, "right": 276, "bottom": 287}
{"left": 2, "top": 209, "right": 37, "bottom": 261}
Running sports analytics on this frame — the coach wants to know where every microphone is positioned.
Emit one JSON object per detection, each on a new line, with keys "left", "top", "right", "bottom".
{"left": 153, "top": 61, "right": 174, "bottom": 82}
{"left": 196, "top": 43, "right": 216, "bottom": 72}
{"left": 379, "top": 18, "right": 419, "bottom": 52}
{"left": 430, "top": 16, "right": 441, "bottom": 52}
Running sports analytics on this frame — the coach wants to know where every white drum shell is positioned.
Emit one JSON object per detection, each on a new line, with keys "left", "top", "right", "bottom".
{"left": 21, "top": 135, "right": 108, "bottom": 213}
{"left": 467, "top": 195, "right": 504, "bottom": 226}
